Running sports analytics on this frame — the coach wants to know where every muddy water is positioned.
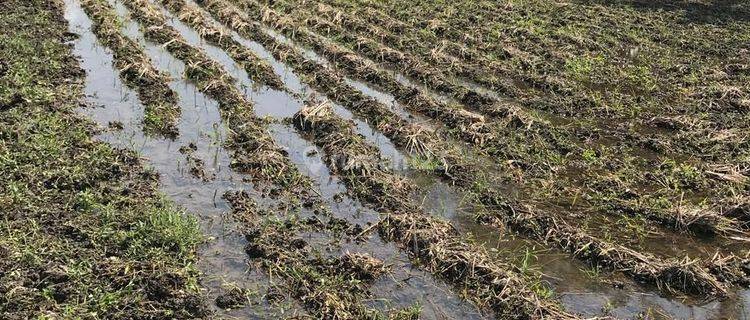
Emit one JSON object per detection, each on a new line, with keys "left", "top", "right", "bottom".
{"left": 63, "top": 0, "right": 750, "bottom": 318}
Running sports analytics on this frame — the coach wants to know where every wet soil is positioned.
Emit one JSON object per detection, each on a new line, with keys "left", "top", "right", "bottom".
{"left": 41, "top": 0, "right": 750, "bottom": 318}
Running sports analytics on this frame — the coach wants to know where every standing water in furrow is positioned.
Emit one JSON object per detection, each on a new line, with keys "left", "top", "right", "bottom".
{"left": 175, "top": 2, "right": 636, "bottom": 316}
{"left": 152, "top": 0, "right": 407, "bottom": 168}
{"left": 228, "top": 0, "right": 750, "bottom": 316}
{"left": 64, "top": 0, "right": 311, "bottom": 317}
{"left": 175, "top": 3, "right": 644, "bottom": 315}
{"left": 188, "top": 1, "right": 648, "bottom": 318}
{"left": 108, "top": 0, "right": 592, "bottom": 318}
{"left": 223, "top": 0, "right": 743, "bottom": 296}
{"left": 239, "top": 0, "right": 750, "bottom": 281}
{"left": 104, "top": 0, "right": 500, "bottom": 317}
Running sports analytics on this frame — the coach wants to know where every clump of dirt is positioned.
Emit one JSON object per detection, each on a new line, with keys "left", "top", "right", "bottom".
{"left": 337, "top": 252, "right": 387, "bottom": 282}
{"left": 107, "top": 120, "right": 124, "bottom": 130}
{"left": 724, "top": 202, "right": 750, "bottom": 225}
{"left": 179, "top": 142, "right": 198, "bottom": 154}
{"left": 0, "top": 92, "right": 24, "bottom": 112}
{"left": 179, "top": 143, "right": 213, "bottom": 181}
{"left": 215, "top": 287, "right": 248, "bottom": 309}
{"left": 186, "top": 154, "right": 211, "bottom": 181}
{"left": 0, "top": 59, "right": 8, "bottom": 77}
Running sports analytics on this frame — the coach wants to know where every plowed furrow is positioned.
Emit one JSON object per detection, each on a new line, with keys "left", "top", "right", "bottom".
{"left": 267, "top": 0, "right": 750, "bottom": 191}
{"left": 112, "top": 0, "right": 312, "bottom": 194}
{"left": 113, "top": 0, "right": 569, "bottom": 316}
{"left": 79, "top": 0, "right": 180, "bottom": 137}
{"left": 144, "top": 1, "right": 588, "bottom": 316}
{"left": 110, "top": 0, "right": 404, "bottom": 316}
{"left": 209, "top": 0, "right": 750, "bottom": 272}
{"left": 218, "top": 1, "right": 749, "bottom": 291}
{"left": 316, "top": 0, "right": 597, "bottom": 100}
{"left": 156, "top": 0, "right": 284, "bottom": 90}
{"left": 292, "top": 102, "right": 579, "bottom": 319}
{"left": 300, "top": 2, "right": 522, "bottom": 97}
{"left": 237, "top": 0, "right": 521, "bottom": 121}
{"left": 314, "top": 0, "right": 750, "bottom": 171}
{"left": 265, "top": 0, "right": 526, "bottom": 108}
{"left": 228, "top": 0, "right": 577, "bottom": 162}
{"left": 220, "top": 0, "right": 749, "bottom": 242}
{"left": 308, "top": 0, "right": 568, "bottom": 104}
{"left": 289, "top": 94, "right": 736, "bottom": 297}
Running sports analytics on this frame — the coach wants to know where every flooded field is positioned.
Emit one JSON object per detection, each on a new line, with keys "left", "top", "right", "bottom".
{"left": 3, "top": 0, "right": 750, "bottom": 318}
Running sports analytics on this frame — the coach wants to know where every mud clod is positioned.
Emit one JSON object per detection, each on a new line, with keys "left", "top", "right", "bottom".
{"left": 107, "top": 120, "right": 124, "bottom": 130}
{"left": 337, "top": 252, "right": 387, "bottom": 282}
{"left": 215, "top": 287, "right": 248, "bottom": 309}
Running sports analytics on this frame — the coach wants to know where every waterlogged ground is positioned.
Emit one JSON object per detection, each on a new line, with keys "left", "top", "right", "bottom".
{"left": 5, "top": 0, "right": 750, "bottom": 318}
